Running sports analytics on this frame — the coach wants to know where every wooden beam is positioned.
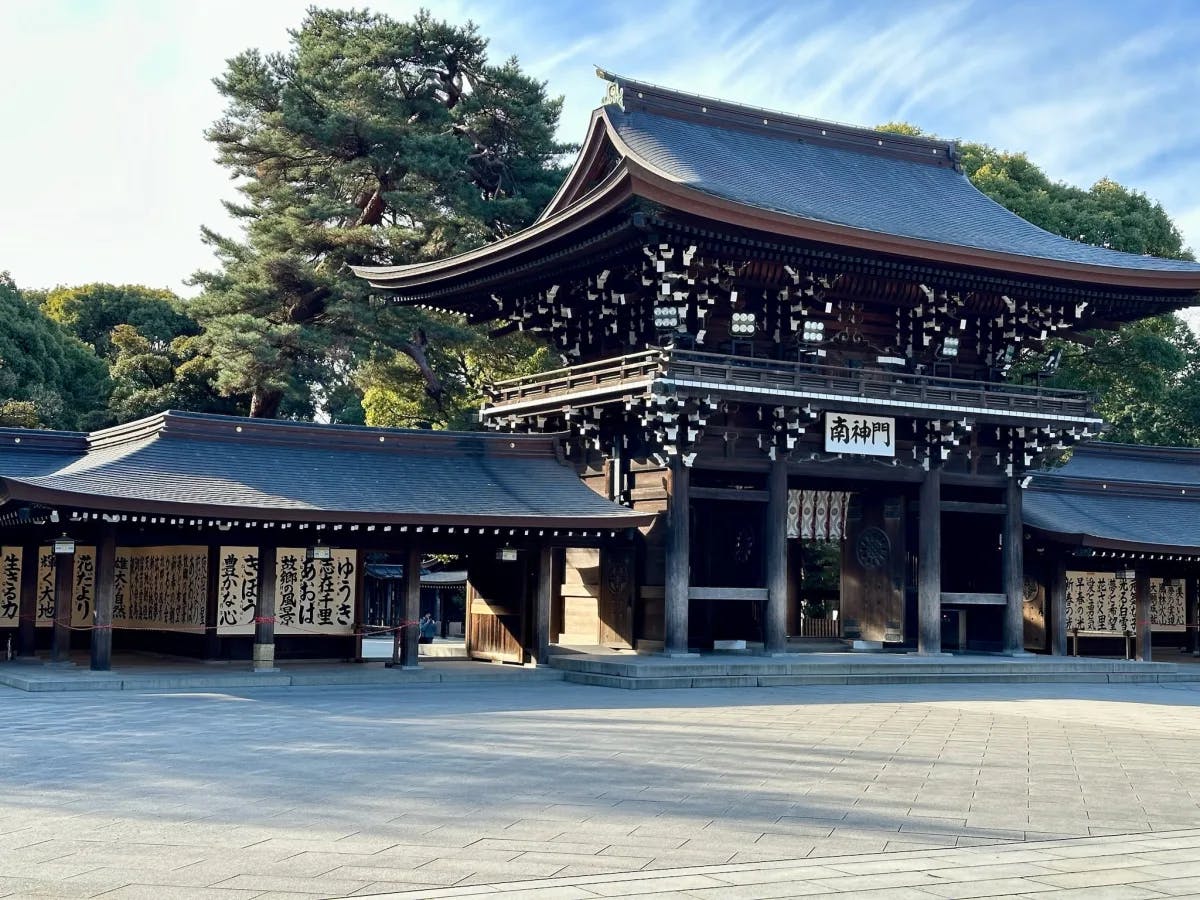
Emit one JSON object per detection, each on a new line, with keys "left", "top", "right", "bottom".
{"left": 1135, "top": 573, "right": 1152, "bottom": 662}
{"left": 253, "top": 545, "right": 278, "bottom": 672}
{"left": 51, "top": 546, "right": 72, "bottom": 664}
{"left": 401, "top": 545, "right": 421, "bottom": 669}
{"left": 1003, "top": 477, "right": 1025, "bottom": 655}
{"left": 1050, "top": 557, "right": 1068, "bottom": 657}
{"left": 664, "top": 459, "right": 692, "bottom": 656}
{"left": 534, "top": 545, "right": 553, "bottom": 665}
{"left": 918, "top": 466, "right": 942, "bottom": 655}
{"left": 940, "top": 592, "right": 1006, "bottom": 606}
{"left": 89, "top": 527, "right": 115, "bottom": 672}
{"left": 690, "top": 486, "right": 769, "bottom": 502}
{"left": 687, "top": 587, "right": 769, "bottom": 601}
{"left": 765, "top": 458, "right": 788, "bottom": 653}
{"left": 1188, "top": 576, "right": 1199, "bottom": 657}
{"left": 17, "top": 544, "right": 37, "bottom": 658}
{"left": 940, "top": 501, "right": 1006, "bottom": 515}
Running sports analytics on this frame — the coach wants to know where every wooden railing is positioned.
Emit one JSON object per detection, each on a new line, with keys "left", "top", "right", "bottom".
{"left": 485, "top": 348, "right": 1095, "bottom": 420}
{"left": 798, "top": 617, "right": 841, "bottom": 639}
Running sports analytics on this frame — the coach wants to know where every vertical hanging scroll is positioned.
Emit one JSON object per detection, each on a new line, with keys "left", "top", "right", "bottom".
{"left": 215, "top": 546, "right": 259, "bottom": 635}
{"left": 35, "top": 546, "right": 97, "bottom": 628}
{"left": 0, "top": 547, "right": 20, "bottom": 626}
{"left": 212, "top": 547, "right": 357, "bottom": 635}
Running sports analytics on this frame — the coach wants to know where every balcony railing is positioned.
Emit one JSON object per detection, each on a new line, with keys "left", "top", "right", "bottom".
{"left": 485, "top": 348, "right": 1096, "bottom": 421}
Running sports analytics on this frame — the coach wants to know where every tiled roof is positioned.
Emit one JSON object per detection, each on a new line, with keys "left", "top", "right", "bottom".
{"left": 0, "top": 427, "right": 87, "bottom": 477}
{"left": 1024, "top": 442, "right": 1200, "bottom": 553}
{"left": 0, "top": 412, "right": 649, "bottom": 528}
{"left": 606, "top": 80, "right": 1200, "bottom": 274}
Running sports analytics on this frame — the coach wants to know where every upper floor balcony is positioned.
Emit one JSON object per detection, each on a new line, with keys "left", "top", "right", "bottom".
{"left": 483, "top": 348, "right": 1100, "bottom": 429}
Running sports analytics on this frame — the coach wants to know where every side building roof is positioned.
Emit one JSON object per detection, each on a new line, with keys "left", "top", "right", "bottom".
{"left": 1024, "top": 442, "right": 1200, "bottom": 555}
{"left": 0, "top": 411, "right": 650, "bottom": 530}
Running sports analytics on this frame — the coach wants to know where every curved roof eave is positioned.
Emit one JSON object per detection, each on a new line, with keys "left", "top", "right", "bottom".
{"left": 351, "top": 162, "right": 636, "bottom": 291}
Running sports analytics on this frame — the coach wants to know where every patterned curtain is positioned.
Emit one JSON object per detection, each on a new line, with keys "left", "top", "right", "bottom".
{"left": 787, "top": 490, "right": 850, "bottom": 541}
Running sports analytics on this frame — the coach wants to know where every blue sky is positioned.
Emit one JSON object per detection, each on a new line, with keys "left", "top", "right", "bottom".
{"left": 2, "top": 0, "right": 1199, "bottom": 311}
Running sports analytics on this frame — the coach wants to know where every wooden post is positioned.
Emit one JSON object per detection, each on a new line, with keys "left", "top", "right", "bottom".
{"left": 917, "top": 466, "right": 942, "bottom": 655}
{"left": 253, "top": 545, "right": 278, "bottom": 672}
{"left": 400, "top": 545, "right": 421, "bottom": 669}
{"left": 90, "top": 527, "right": 116, "bottom": 672}
{"left": 50, "top": 544, "right": 73, "bottom": 664}
{"left": 17, "top": 544, "right": 38, "bottom": 659}
{"left": 534, "top": 545, "right": 553, "bottom": 665}
{"left": 204, "top": 544, "right": 221, "bottom": 660}
{"left": 765, "top": 457, "right": 788, "bottom": 654}
{"left": 1003, "top": 476, "right": 1026, "bottom": 655}
{"left": 1187, "top": 576, "right": 1199, "bottom": 657}
{"left": 1049, "top": 556, "right": 1068, "bottom": 657}
{"left": 353, "top": 548, "right": 366, "bottom": 663}
{"left": 1135, "top": 572, "right": 1152, "bottom": 662}
{"left": 664, "top": 459, "right": 693, "bottom": 656}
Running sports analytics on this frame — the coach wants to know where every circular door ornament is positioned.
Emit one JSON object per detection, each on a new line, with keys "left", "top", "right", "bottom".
{"left": 733, "top": 525, "right": 756, "bottom": 564}
{"left": 855, "top": 526, "right": 890, "bottom": 570}
{"left": 1023, "top": 577, "right": 1040, "bottom": 603}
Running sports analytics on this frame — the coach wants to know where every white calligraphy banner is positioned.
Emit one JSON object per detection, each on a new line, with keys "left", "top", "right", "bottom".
{"left": 215, "top": 547, "right": 357, "bottom": 636}
{"left": 824, "top": 412, "right": 894, "bottom": 457}
{"left": 113, "top": 547, "right": 207, "bottom": 631}
{"left": 36, "top": 546, "right": 96, "bottom": 628}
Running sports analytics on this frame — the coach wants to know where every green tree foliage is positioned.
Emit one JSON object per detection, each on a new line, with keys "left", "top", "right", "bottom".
{"left": 0, "top": 274, "right": 111, "bottom": 430}
{"left": 41, "top": 283, "right": 199, "bottom": 359}
{"left": 361, "top": 332, "right": 553, "bottom": 429}
{"left": 106, "top": 325, "right": 248, "bottom": 423}
{"left": 192, "top": 7, "right": 572, "bottom": 421}
{"left": 881, "top": 122, "right": 1200, "bottom": 445}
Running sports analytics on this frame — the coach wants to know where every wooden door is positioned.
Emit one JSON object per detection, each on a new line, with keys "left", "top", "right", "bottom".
{"left": 841, "top": 493, "right": 906, "bottom": 643}
{"left": 599, "top": 547, "right": 635, "bottom": 648}
{"left": 465, "top": 555, "right": 527, "bottom": 663}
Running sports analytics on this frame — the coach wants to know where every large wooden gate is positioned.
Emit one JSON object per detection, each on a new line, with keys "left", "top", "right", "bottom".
{"left": 465, "top": 555, "right": 528, "bottom": 663}
{"left": 840, "top": 492, "right": 906, "bottom": 643}
{"left": 598, "top": 547, "right": 635, "bottom": 647}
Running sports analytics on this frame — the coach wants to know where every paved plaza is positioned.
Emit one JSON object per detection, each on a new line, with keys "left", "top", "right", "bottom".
{"left": 4, "top": 679, "right": 1200, "bottom": 898}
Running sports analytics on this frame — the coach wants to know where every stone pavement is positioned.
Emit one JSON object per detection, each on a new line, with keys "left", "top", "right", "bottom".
{"left": 3, "top": 679, "right": 1200, "bottom": 898}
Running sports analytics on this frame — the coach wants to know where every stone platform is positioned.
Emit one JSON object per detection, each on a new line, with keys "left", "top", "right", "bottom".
{"left": 550, "top": 647, "right": 1200, "bottom": 690}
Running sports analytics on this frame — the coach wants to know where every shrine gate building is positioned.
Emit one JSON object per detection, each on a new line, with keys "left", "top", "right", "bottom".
{"left": 355, "top": 70, "right": 1200, "bottom": 657}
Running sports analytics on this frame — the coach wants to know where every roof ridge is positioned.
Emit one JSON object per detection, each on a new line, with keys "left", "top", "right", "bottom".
{"left": 596, "top": 67, "right": 960, "bottom": 170}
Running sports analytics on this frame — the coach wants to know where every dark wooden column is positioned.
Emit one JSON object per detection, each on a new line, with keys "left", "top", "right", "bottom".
{"left": 1187, "top": 576, "right": 1199, "bottom": 657}
{"left": 664, "top": 459, "right": 693, "bottom": 656}
{"left": 765, "top": 457, "right": 788, "bottom": 654}
{"left": 534, "top": 545, "right": 553, "bottom": 665}
{"left": 90, "top": 527, "right": 116, "bottom": 672}
{"left": 1049, "top": 556, "right": 1068, "bottom": 657}
{"left": 400, "top": 545, "right": 421, "bottom": 668}
{"left": 50, "top": 544, "right": 73, "bottom": 664}
{"left": 17, "top": 544, "right": 38, "bottom": 659}
{"left": 204, "top": 544, "right": 221, "bottom": 660}
{"left": 917, "top": 466, "right": 942, "bottom": 655}
{"left": 1135, "top": 572, "right": 1152, "bottom": 662}
{"left": 253, "top": 545, "right": 278, "bottom": 672}
{"left": 1002, "top": 476, "right": 1026, "bottom": 655}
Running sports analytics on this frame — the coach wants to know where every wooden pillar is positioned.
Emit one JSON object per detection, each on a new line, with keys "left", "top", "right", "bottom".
{"left": 90, "top": 527, "right": 116, "bottom": 672}
{"left": 204, "top": 544, "right": 221, "bottom": 660}
{"left": 17, "top": 544, "right": 38, "bottom": 659}
{"left": 917, "top": 466, "right": 942, "bottom": 655}
{"left": 253, "top": 545, "right": 278, "bottom": 672}
{"left": 1135, "top": 572, "right": 1152, "bottom": 662}
{"left": 533, "top": 545, "right": 553, "bottom": 665}
{"left": 1003, "top": 476, "right": 1026, "bottom": 655}
{"left": 1187, "top": 576, "right": 1199, "bottom": 657}
{"left": 400, "top": 545, "right": 421, "bottom": 668}
{"left": 765, "top": 457, "right": 788, "bottom": 654}
{"left": 50, "top": 543, "right": 73, "bottom": 664}
{"left": 664, "top": 459, "right": 692, "bottom": 656}
{"left": 1049, "top": 556, "right": 1068, "bottom": 657}
{"left": 353, "top": 548, "right": 366, "bottom": 663}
